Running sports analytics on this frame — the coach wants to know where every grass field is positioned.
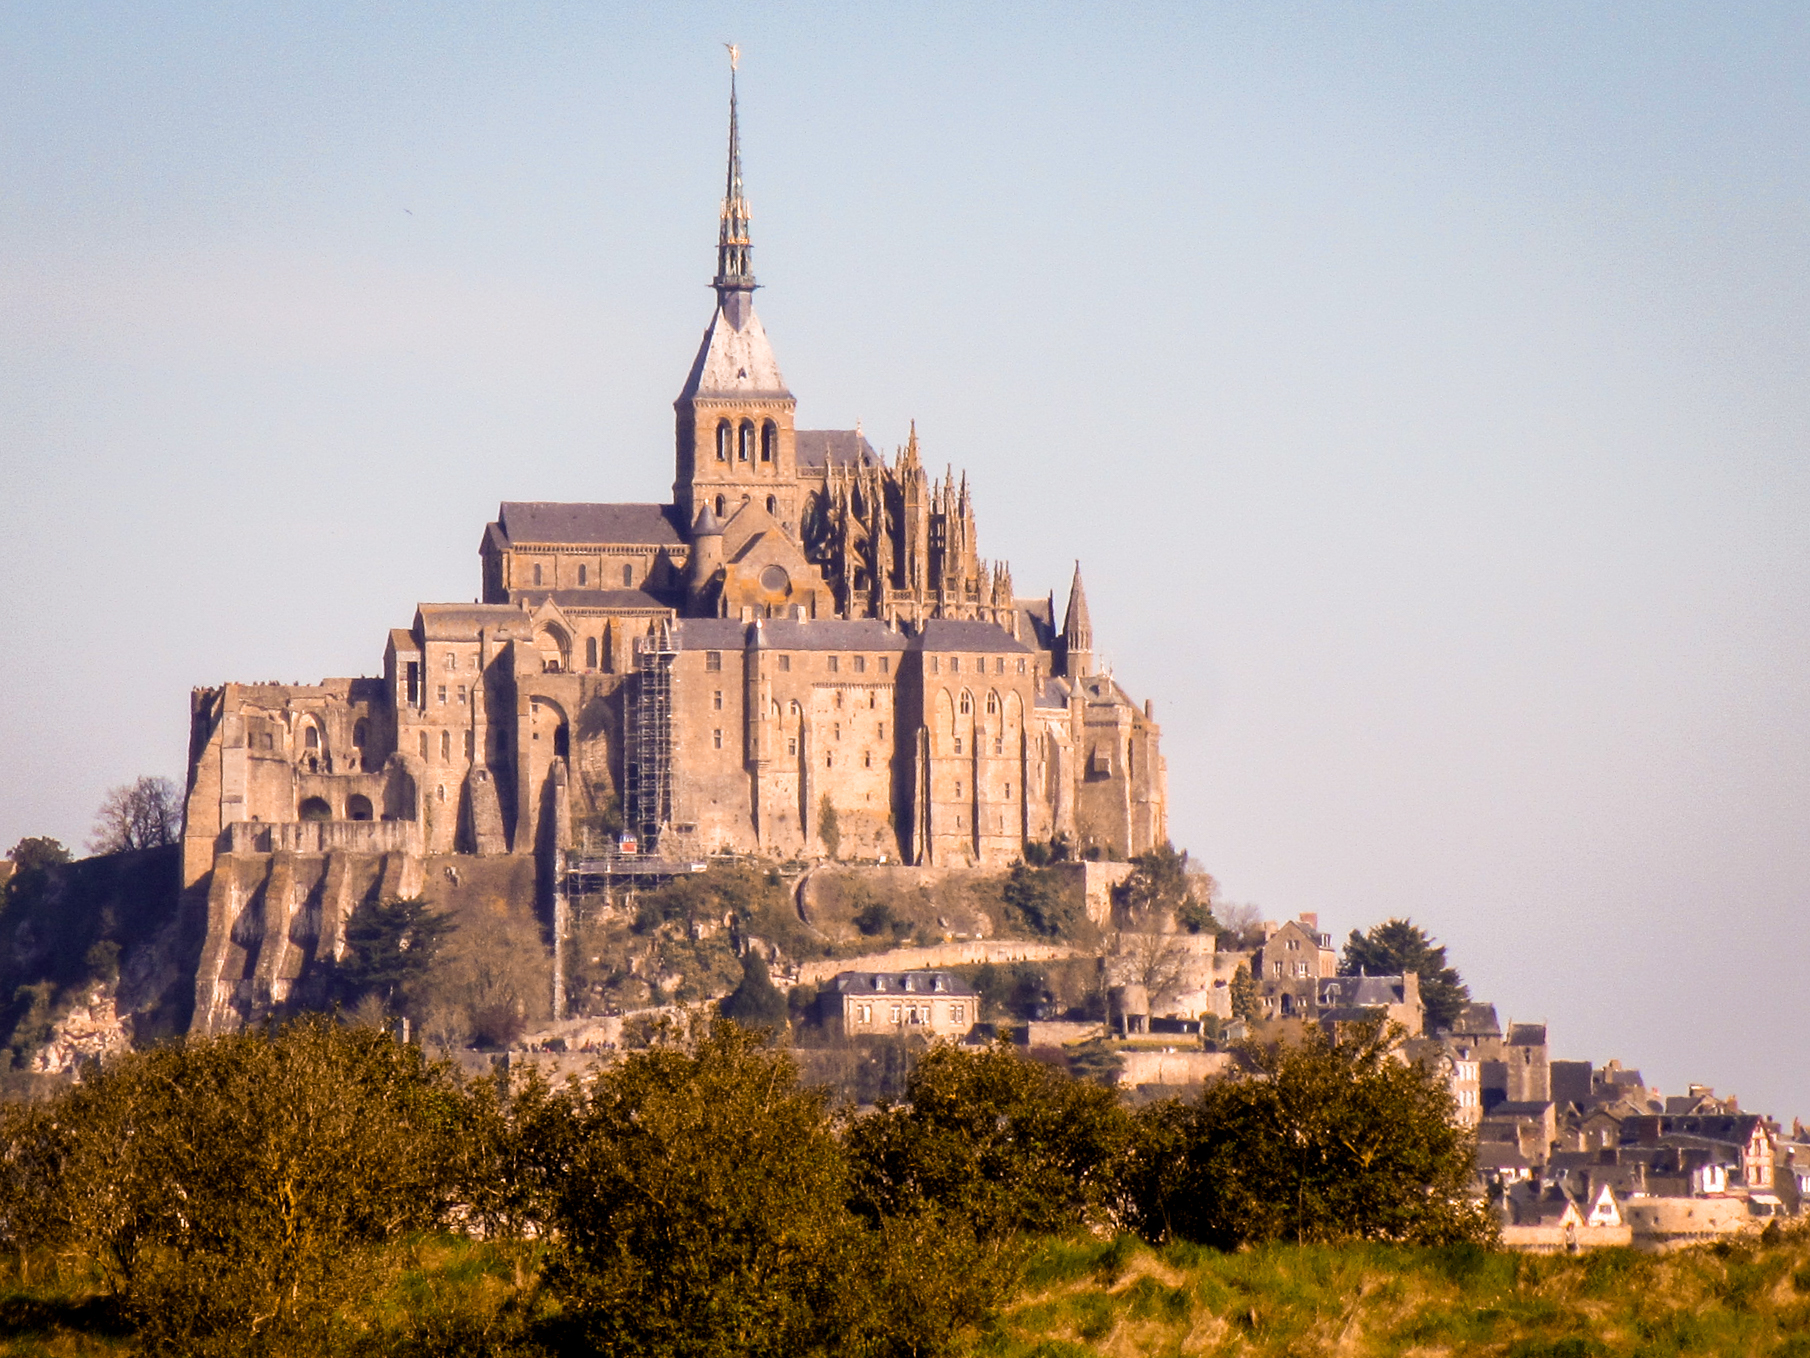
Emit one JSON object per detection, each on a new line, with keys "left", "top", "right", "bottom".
{"left": 2, "top": 1228, "right": 1809, "bottom": 1356}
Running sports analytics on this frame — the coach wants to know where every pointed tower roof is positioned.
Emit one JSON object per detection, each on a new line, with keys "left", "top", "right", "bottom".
{"left": 692, "top": 501, "right": 724, "bottom": 537}
{"left": 1062, "top": 562, "right": 1093, "bottom": 650}
{"left": 678, "top": 48, "right": 790, "bottom": 402}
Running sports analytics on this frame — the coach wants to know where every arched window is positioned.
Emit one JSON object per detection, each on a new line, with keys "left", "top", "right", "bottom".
{"left": 578, "top": 564, "right": 588, "bottom": 586}
{"left": 761, "top": 420, "right": 777, "bottom": 462}
{"left": 304, "top": 725, "right": 320, "bottom": 751}
{"left": 766, "top": 494, "right": 776, "bottom": 514}
{"left": 533, "top": 563, "right": 543, "bottom": 587}
{"left": 716, "top": 419, "right": 732, "bottom": 461}
{"left": 299, "top": 796, "right": 332, "bottom": 822}
{"left": 586, "top": 636, "right": 599, "bottom": 669}
{"left": 622, "top": 563, "right": 634, "bottom": 587}
{"left": 959, "top": 692, "right": 972, "bottom": 715}
{"left": 986, "top": 693, "right": 998, "bottom": 715}
{"left": 715, "top": 494, "right": 726, "bottom": 517}
{"left": 738, "top": 420, "right": 755, "bottom": 462}
{"left": 346, "top": 794, "right": 374, "bottom": 822}
{"left": 441, "top": 730, "right": 451, "bottom": 760}
{"left": 352, "top": 719, "right": 368, "bottom": 749}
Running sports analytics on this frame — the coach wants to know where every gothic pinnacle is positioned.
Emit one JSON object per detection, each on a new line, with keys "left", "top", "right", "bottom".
{"left": 713, "top": 43, "right": 756, "bottom": 322}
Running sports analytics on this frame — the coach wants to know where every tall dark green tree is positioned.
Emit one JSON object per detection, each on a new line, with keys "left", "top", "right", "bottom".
{"left": 1123, "top": 1022, "right": 1493, "bottom": 1248}
{"left": 334, "top": 897, "right": 455, "bottom": 1017}
{"left": 1340, "top": 917, "right": 1470, "bottom": 1033}
{"left": 719, "top": 950, "right": 788, "bottom": 1034}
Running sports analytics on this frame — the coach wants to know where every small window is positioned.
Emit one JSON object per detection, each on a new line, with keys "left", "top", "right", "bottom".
{"left": 854, "top": 655, "right": 866, "bottom": 674}
{"left": 437, "top": 784, "right": 446, "bottom": 803}
{"left": 778, "top": 654, "right": 790, "bottom": 671}
{"left": 863, "top": 751, "right": 872, "bottom": 768}
{"left": 533, "top": 563, "right": 543, "bottom": 587}
{"left": 578, "top": 564, "right": 588, "bottom": 586}
{"left": 951, "top": 657, "right": 960, "bottom": 673}
{"left": 880, "top": 656, "right": 889, "bottom": 674}
{"left": 996, "top": 657, "right": 1005, "bottom": 674}
{"left": 766, "top": 495, "right": 776, "bottom": 513}
{"left": 304, "top": 726, "right": 320, "bottom": 750}
{"left": 828, "top": 655, "right": 839, "bottom": 673}
{"left": 458, "top": 685, "right": 468, "bottom": 705}
{"left": 986, "top": 693, "right": 998, "bottom": 714}
{"left": 441, "top": 730, "right": 451, "bottom": 760}
{"left": 825, "top": 753, "right": 833, "bottom": 768}
{"left": 715, "top": 494, "right": 727, "bottom": 517}
{"left": 738, "top": 420, "right": 755, "bottom": 462}
{"left": 994, "top": 737, "right": 1003, "bottom": 755}
{"left": 713, "top": 690, "right": 723, "bottom": 710}
{"left": 1016, "top": 657, "right": 1026, "bottom": 674}
{"left": 586, "top": 636, "right": 598, "bottom": 668}
{"left": 959, "top": 693, "right": 971, "bottom": 714}
{"left": 833, "top": 723, "right": 841, "bottom": 740}
{"left": 706, "top": 651, "right": 722, "bottom": 672}
{"left": 716, "top": 418, "right": 732, "bottom": 461}
{"left": 955, "top": 738, "right": 963, "bottom": 754}
{"left": 955, "top": 780, "right": 963, "bottom": 797}
{"left": 1004, "top": 782, "right": 1010, "bottom": 799}
{"left": 713, "top": 729, "right": 723, "bottom": 749}
{"left": 878, "top": 722, "right": 885, "bottom": 739}
{"left": 623, "top": 563, "right": 634, "bottom": 587}
{"left": 444, "top": 653, "right": 456, "bottom": 670}
{"left": 931, "top": 657, "right": 939, "bottom": 674}
{"left": 789, "top": 699, "right": 801, "bottom": 715}
{"left": 787, "top": 738, "right": 798, "bottom": 755}
{"left": 761, "top": 420, "right": 777, "bottom": 462}
{"left": 437, "top": 685, "right": 447, "bottom": 705}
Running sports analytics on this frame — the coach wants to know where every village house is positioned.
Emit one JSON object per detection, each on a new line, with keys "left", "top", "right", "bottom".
{"left": 817, "top": 970, "right": 978, "bottom": 1039}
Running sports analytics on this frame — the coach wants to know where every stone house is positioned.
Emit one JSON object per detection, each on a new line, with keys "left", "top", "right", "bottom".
{"left": 817, "top": 970, "right": 978, "bottom": 1039}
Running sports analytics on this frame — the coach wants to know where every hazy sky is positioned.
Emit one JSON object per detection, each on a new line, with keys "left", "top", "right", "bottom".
{"left": 1, "top": 4, "right": 1805, "bottom": 1114}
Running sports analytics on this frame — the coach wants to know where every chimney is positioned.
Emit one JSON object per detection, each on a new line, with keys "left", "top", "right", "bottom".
{"left": 1299, "top": 912, "right": 1318, "bottom": 931}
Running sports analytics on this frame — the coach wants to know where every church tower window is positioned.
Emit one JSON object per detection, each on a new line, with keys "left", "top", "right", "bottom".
{"left": 578, "top": 564, "right": 588, "bottom": 586}
{"left": 766, "top": 495, "right": 776, "bottom": 514}
{"left": 623, "top": 563, "right": 634, "bottom": 586}
{"left": 586, "top": 637, "right": 598, "bottom": 669}
{"left": 717, "top": 419, "right": 732, "bottom": 461}
{"left": 738, "top": 420, "right": 755, "bottom": 461}
{"left": 533, "top": 564, "right": 543, "bottom": 587}
{"left": 761, "top": 420, "right": 777, "bottom": 461}
{"left": 715, "top": 495, "right": 727, "bottom": 517}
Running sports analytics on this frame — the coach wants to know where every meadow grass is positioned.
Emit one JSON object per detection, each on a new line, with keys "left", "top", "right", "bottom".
{"left": 1, "top": 1227, "right": 1808, "bottom": 1355}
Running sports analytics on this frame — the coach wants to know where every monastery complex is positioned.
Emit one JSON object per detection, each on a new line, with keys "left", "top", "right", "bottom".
{"left": 179, "top": 74, "right": 1168, "bottom": 985}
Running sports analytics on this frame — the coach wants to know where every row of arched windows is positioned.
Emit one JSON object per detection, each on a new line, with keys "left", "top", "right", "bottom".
{"left": 716, "top": 418, "right": 779, "bottom": 464}
{"left": 712, "top": 493, "right": 781, "bottom": 518}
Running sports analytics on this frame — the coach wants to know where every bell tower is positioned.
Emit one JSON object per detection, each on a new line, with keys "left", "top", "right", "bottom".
{"left": 673, "top": 50, "right": 801, "bottom": 537}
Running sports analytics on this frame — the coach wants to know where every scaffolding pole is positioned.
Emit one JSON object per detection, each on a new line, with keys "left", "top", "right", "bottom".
{"left": 629, "top": 622, "right": 677, "bottom": 851}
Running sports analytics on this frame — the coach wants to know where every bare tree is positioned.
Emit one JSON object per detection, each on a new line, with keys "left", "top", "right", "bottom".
{"left": 88, "top": 776, "right": 183, "bottom": 855}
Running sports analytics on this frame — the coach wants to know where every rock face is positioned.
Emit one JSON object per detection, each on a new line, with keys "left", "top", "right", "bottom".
{"left": 29, "top": 981, "right": 133, "bottom": 1074}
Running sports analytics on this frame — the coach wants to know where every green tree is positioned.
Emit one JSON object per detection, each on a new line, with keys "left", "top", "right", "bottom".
{"left": 334, "top": 896, "right": 455, "bottom": 1018}
{"left": 1002, "top": 862, "right": 1084, "bottom": 938}
{"left": 818, "top": 795, "right": 841, "bottom": 859}
{"left": 1228, "top": 963, "right": 1260, "bottom": 1023}
{"left": 1340, "top": 917, "right": 1470, "bottom": 1032}
{"left": 1123, "top": 1022, "right": 1494, "bottom": 1249}
{"left": 846, "top": 1037, "right": 1133, "bottom": 1240}
{"left": 14, "top": 1017, "right": 457, "bottom": 1354}
{"left": 540, "top": 1017, "right": 992, "bottom": 1358}
{"left": 719, "top": 950, "right": 788, "bottom": 1034}
{"left": 4, "top": 837, "right": 71, "bottom": 876}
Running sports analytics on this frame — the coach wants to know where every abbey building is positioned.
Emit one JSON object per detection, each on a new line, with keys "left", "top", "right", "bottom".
{"left": 180, "top": 77, "right": 1167, "bottom": 912}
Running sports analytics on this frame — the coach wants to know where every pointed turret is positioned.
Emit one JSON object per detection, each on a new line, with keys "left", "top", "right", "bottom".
{"left": 714, "top": 51, "right": 756, "bottom": 325}
{"left": 1061, "top": 562, "right": 1094, "bottom": 678}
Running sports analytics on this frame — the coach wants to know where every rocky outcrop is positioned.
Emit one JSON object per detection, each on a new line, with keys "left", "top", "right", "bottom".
{"left": 29, "top": 981, "right": 132, "bottom": 1074}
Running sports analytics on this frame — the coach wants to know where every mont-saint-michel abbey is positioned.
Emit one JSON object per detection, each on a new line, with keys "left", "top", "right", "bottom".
{"left": 179, "top": 77, "right": 1166, "bottom": 1026}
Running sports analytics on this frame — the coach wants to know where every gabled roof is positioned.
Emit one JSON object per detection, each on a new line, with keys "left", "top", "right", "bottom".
{"left": 1317, "top": 975, "right": 1409, "bottom": 1008}
{"left": 795, "top": 429, "right": 879, "bottom": 470}
{"left": 914, "top": 619, "right": 1035, "bottom": 654}
{"left": 414, "top": 604, "right": 532, "bottom": 641}
{"left": 496, "top": 502, "right": 688, "bottom": 547}
{"left": 512, "top": 589, "right": 678, "bottom": 612}
{"left": 1446, "top": 1002, "right": 1502, "bottom": 1038}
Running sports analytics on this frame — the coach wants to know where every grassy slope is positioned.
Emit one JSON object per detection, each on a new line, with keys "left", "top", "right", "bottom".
{"left": 5, "top": 1229, "right": 1810, "bottom": 1356}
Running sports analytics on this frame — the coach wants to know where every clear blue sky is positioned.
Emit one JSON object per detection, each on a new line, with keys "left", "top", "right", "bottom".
{"left": 1, "top": 4, "right": 1805, "bottom": 1115}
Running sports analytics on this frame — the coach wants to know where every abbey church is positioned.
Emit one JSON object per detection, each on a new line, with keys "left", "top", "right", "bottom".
{"left": 180, "top": 76, "right": 1167, "bottom": 918}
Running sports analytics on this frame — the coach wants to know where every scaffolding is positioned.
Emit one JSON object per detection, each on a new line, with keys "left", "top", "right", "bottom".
{"left": 627, "top": 621, "right": 677, "bottom": 849}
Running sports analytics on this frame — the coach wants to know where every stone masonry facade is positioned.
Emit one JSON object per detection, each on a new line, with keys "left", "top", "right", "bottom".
{"left": 179, "top": 77, "right": 1167, "bottom": 1033}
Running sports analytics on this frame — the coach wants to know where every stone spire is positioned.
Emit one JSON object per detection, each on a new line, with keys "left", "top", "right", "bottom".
{"left": 1061, "top": 561, "right": 1093, "bottom": 677}
{"left": 714, "top": 46, "right": 756, "bottom": 328}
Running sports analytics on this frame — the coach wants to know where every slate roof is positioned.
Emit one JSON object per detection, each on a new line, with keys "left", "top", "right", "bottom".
{"left": 670, "top": 618, "right": 910, "bottom": 654}
{"left": 1447, "top": 1003, "right": 1502, "bottom": 1037}
{"left": 795, "top": 429, "right": 880, "bottom": 470}
{"left": 1317, "top": 976, "right": 1409, "bottom": 1008}
{"left": 678, "top": 306, "right": 790, "bottom": 399}
{"left": 495, "top": 502, "right": 689, "bottom": 546}
{"left": 414, "top": 604, "right": 533, "bottom": 641}
{"left": 512, "top": 589, "right": 678, "bottom": 612}
{"left": 1508, "top": 1023, "right": 1548, "bottom": 1047}
{"left": 822, "top": 970, "right": 978, "bottom": 997}
{"left": 914, "top": 619, "right": 1034, "bottom": 654}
